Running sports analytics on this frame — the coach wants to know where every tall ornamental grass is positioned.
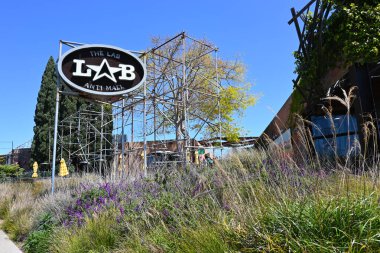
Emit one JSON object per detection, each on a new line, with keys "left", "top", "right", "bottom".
{"left": 1, "top": 148, "right": 379, "bottom": 252}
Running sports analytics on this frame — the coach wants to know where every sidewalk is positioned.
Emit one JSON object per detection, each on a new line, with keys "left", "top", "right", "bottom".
{"left": 0, "top": 230, "right": 22, "bottom": 253}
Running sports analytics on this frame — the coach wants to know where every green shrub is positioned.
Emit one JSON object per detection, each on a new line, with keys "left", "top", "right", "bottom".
{"left": 24, "top": 213, "right": 56, "bottom": 253}
{"left": 0, "top": 155, "right": 6, "bottom": 165}
{"left": 0, "top": 164, "right": 24, "bottom": 178}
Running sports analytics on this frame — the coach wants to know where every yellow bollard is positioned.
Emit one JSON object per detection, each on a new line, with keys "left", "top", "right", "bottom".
{"left": 32, "top": 161, "right": 38, "bottom": 178}
{"left": 140, "top": 152, "right": 144, "bottom": 171}
{"left": 59, "top": 158, "right": 69, "bottom": 177}
{"left": 195, "top": 150, "right": 199, "bottom": 165}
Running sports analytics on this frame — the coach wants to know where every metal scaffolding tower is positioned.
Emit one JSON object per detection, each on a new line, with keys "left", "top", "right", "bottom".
{"left": 53, "top": 32, "right": 223, "bottom": 185}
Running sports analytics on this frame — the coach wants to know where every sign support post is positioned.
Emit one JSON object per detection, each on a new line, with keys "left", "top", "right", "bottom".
{"left": 51, "top": 85, "right": 60, "bottom": 194}
{"left": 143, "top": 54, "right": 147, "bottom": 177}
{"left": 51, "top": 41, "right": 63, "bottom": 194}
{"left": 121, "top": 99, "right": 125, "bottom": 178}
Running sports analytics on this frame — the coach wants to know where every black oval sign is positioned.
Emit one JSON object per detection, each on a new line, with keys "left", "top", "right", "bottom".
{"left": 57, "top": 44, "right": 146, "bottom": 97}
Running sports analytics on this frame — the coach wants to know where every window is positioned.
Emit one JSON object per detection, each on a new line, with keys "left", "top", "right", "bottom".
{"left": 273, "top": 129, "right": 292, "bottom": 150}
{"left": 311, "top": 115, "right": 359, "bottom": 157}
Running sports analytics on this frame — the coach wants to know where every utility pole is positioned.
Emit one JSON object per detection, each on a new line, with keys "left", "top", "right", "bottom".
{"left": 11, "top": 141, "right": 14, "bottom": 164}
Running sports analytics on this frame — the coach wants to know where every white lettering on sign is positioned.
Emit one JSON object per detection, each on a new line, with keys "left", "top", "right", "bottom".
{"left": 72, "top": 59, "right": 136, "bottom": 83}
{"left": 105, "top": 85, "right": 123, "bottom": 91}
{"left": 90, "top": 50, "right": 104, "bottom": 57}
{"left": 72, "top": 59, "right": 91, "bottom": 77}
{"left": 106, "top": 51, "right": 120, "bottom": 59}
{"left": 84, "top": 83, "right": 104, "bottom": 91}
{"left": 119, "top": 64, "right": 135, "bottom": 80}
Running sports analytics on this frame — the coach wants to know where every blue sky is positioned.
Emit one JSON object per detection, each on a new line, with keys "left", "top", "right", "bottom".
{"left": 0, "top": 0, "right": 305, "bottom": 153}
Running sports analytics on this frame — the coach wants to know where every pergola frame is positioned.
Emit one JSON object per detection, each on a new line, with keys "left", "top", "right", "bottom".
{"left": 289, "top": 0, "right": 333, "bottom": 101}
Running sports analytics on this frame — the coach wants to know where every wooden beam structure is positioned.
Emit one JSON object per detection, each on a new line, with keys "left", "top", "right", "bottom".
{"left": 289, "top": 0, "right": 333, "bottom": 103}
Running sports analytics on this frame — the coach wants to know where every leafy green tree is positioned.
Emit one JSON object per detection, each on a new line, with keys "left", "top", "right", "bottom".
{"left": 31, "top": 57, "right": 57, "bottom": 164}
{"left": 59, "top": 86, "right": 79, "bottom": 122}
{"left": 148, "top": 36, "right": 255, "bottom": 144}
{"left": 58, "top": 87, "right": 82, "bottom": 163}
{"left": 326, "top": 0, "right": 380, "bottom": 65}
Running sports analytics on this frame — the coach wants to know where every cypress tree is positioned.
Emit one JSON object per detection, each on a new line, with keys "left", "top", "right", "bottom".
{"left": 59, "top": 86, "right": 78, "bottom": 121}
{"left": 58, "top": 86, "right": 79, "bottom": 161}
{"left": 31, "top": 57, "right": 115, "bottom": 170}
{"left": 31, "top": 56, "right": 57, "bottom": 164}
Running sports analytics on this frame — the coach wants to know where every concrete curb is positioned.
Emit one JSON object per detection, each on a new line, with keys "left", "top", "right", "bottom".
{"left": 0, "top": 230, "right": 22, "bottom": 253}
